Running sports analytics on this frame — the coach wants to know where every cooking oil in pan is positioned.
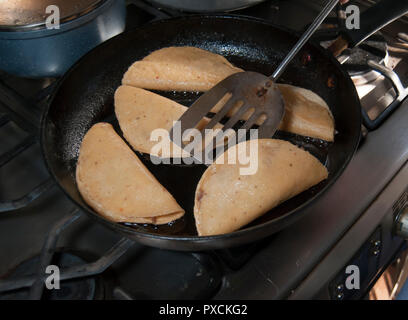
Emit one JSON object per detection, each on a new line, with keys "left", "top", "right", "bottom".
{"left": 120, "top": 90, "right": 332, "bottom": 236}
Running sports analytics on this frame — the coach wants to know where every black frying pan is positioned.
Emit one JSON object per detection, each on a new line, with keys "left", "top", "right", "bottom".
{"left": 41, "top": 15, "right": 361, "bottom": 251}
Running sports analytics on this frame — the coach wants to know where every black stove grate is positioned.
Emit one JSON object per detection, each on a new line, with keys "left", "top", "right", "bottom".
{"left": 0, "top": 209, "right": 135, "bottom": 299}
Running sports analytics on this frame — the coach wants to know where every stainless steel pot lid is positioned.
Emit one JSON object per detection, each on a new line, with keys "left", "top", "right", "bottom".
{"left": 0, "top": 0, "right": 104, "bottom": 29}
{"left": 148, "top": 0, "right": 266, "bottom": 12}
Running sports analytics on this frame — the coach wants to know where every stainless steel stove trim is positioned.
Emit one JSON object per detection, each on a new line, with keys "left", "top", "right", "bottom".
{"left": 350, "top": 49, "right": 389, "bottom": 86}
{"left": 361, "top": 60, "right": 408, "bottom": 130}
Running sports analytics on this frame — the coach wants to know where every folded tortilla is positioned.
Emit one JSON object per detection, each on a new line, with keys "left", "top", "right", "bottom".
{"left": 115, "top": 84, "right": 334, "bottom": 160}
{"left": 210, "top": 83, "right": 334, "bottom": 141}
{"left": 76, "top": 122, "right": 184, "bottom": 224}
{"left": 115, "top": 85, "right": 223, "bottom": 158}
{"left": 115, "top": 85, "right": 189, "bottom": 158}
{"left": 122, "top": 46, "right": 334, "bottom": 141}
{"left": 122, "top": 46, "right": 244, "bottom": 92}
{"left": 277, "top": 84, "right": 334, "bottom": 141}
{"left": 194, "top": 139, "right": 328, "bottom": 236}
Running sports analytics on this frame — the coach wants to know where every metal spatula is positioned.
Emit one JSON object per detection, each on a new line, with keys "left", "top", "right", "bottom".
{"left": 170, "top": 0, "right": 339, "bottom": 161}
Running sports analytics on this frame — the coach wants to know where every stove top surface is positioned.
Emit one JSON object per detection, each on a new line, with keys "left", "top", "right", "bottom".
{"left": 0, "top": 0, "right": 407, "bottom": 300}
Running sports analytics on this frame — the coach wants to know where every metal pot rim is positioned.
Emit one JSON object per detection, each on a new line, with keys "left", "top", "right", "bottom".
{"left": 0, "top": 0, "right": 107, "bottom": 32}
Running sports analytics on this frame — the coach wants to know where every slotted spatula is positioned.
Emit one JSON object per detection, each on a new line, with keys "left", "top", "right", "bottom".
{"left": 170, "top": 0, "right": 339, "bottom": 161}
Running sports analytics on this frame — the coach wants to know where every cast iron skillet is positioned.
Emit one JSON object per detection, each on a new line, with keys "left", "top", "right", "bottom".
{"left": 41, "top": 15, "right": 361, "bottom": 251}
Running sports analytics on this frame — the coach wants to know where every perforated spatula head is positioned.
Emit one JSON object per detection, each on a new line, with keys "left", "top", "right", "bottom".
{"left": 170, "top": 0, "right": 339, "bottom": 160}
{"left": 169, "top": 71, "right": 284, "bottom": 151}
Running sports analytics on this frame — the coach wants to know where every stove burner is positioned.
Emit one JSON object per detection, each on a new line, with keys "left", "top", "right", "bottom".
{"left": 0, "top": 252, "right": 104, "bottom": 300}
{"left": 319, "top": 33, "right": 389, "bottom": 85}
{"left": 343, "top": 34, "right": 389, "bottom": 85}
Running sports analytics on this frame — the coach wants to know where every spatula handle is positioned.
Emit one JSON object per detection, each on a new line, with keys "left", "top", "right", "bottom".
{"left": 343, "top": 0, "right": 408, "bottom": 47}
{"left": 271, "top": 0, "right": 339, "bottom": 81}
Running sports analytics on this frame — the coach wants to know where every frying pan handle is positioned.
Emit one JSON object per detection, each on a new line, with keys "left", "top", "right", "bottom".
{"left": 342, "top": 0, "right": 408, "bottom": 47}
{"left": 361, "top": 60, "right": 408, "bottom": 131}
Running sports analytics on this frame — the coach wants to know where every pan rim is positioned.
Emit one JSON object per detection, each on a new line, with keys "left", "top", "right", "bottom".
{"left": 40, "top": 14, "right": 362, "bottom": 246}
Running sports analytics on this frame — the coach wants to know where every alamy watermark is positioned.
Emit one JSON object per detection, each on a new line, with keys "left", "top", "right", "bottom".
{"left": 45, "top": 265, "right": 60, "bottom": 290}
{"left": 344, "top": 5, "right": 360, "bottom": 30}
{"left": 45, "top": 5, "right": 60, "bottom": 29}
{"left": 345, "top": 265, "right": 360, "bottom": 290}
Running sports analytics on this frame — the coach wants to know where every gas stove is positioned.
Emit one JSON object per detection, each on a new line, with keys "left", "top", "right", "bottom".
{"left": 0, "top": 0, "right": 408, "bottom": 300}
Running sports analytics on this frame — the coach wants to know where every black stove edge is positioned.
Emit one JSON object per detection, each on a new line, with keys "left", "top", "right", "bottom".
{"left": 214, "top": 97, "right": 408, "bottom": 300}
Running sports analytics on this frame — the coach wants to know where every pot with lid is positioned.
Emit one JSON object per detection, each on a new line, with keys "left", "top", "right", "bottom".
{"left": 0, "top": 0, "right": 126, "bottom": 78}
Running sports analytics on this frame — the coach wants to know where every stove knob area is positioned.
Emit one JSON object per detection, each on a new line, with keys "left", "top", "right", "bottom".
{"left": 395, "top": 207, "right": 408, "bottom": 239}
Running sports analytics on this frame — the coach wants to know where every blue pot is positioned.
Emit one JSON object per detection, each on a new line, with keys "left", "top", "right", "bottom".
{"left": 0, "top": 0, "right": 126, "bottom": 78}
